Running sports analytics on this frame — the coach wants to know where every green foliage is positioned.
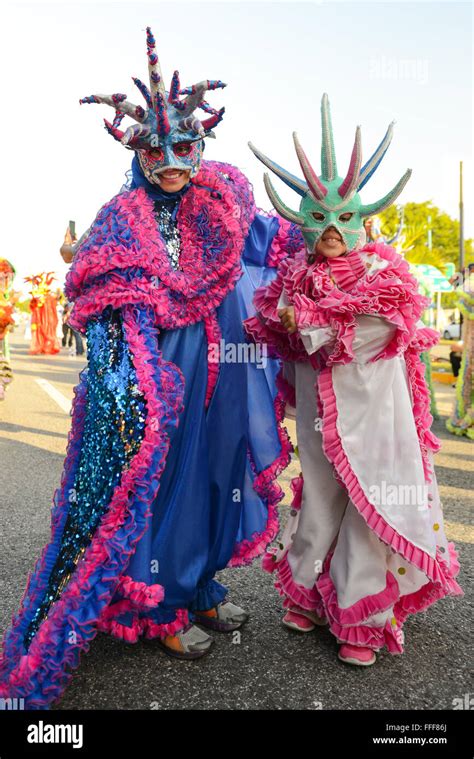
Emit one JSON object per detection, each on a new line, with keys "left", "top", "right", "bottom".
{"left": 378, "top": 202, "right": 473, "bottom": 272}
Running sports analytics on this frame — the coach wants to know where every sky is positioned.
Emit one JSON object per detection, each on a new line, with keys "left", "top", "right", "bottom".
{"left": 1, "top": 0, "right": 472, "bottom": 288}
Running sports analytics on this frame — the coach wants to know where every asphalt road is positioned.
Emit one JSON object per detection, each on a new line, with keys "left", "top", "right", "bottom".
{"left": 0, "top": 330, "right": 472, "bottom": 711}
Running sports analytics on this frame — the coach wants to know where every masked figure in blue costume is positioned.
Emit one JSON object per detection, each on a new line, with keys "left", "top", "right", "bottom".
{"left": 0, "top": 28, "right": 303, "bottom": 707}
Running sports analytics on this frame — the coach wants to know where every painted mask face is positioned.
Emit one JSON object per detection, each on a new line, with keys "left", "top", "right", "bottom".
{"left": 249, "top": 94, "right": 412, "bottom": 253}
{"left": 80, "top": 27, "right": 225, "bottom": 172}
{"left": 137, "top": 139, "right": 204, "bottom": 186}
{"left": 297, "top": 181, "right": 366, "bottom": 252}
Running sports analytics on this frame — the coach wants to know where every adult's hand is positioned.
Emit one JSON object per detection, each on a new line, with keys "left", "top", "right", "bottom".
{"left": 60, "top": 227, "right": 77, "bottom": 264}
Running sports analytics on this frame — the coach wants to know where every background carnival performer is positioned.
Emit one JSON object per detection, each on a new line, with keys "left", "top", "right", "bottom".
{"left": 0, "top": 27, "right": 302, "bottom": 707}
{"left": 446, "top": 275, "right": 474, "bottom": 439}
{"left": 24, "top": 272, "right": 60, "bottom": 356}
{"left": 0, "top": 258, "right": 17, "bottom": 400}
{"left": 245, "top": 95, "right": 462, "bottom": 666}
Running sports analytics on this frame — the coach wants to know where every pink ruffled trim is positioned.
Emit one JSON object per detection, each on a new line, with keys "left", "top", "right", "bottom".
{"left": 0, "top": 305, "right": 185, "bottom": 704}
{"left": 264, "top": 493, "right": 461, "bottom": 653}
{"left": 394, "top": 543, "right": 463, "bottom": 625}
{"left": 247, "top": 242, "right": 431, "bottom": 369}
{"left": 244, "top": 256, "right": 309, "bottom": 363}
{"left": 203, "top": 311, "right": 221, "bottom": 408}
{"left": 318, "top": 366, "right": 459, "bottom": 588}
{"left": 66, "top": 162, "right": 255, "bottom": 332}
{"left": 326, "top": 250, "right": 366, "bottom": 290}
{"left": 265, "top": 215, "right": 304, "bottom": 269}
{"left": 115, "top": 576, "right": 165, "bottom": 609}
{"left": 275, "top": 367, "right": 296, "bottom": 408}
{"left": 316, "top": 568, "right": 399, "bottom": 627}
{"left": 228, "top": 379, "right": 293, "bottom": 566}
{"left": 263, "top": 551, "right": 325, "bottom": 615}
{"left": 405, "top": 349, "right": 441, "bottom": 481}
{"left": 290, "top": 474, "right": 303, "bottom": 511}
{"left": 142, "top": 609, "right": 190, "bottom": 640}
{"left": 98, "top": 607, "right": 190, "bottom": 643}
{"left": 330, "top": 618, "right": 405, "bottom": 653}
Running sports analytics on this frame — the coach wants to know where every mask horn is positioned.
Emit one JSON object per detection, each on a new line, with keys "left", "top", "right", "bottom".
{"left": 201, "top": 108, "right": 225, "bottom": 132}
{"left": 146, "top": 27, "right": 167, "bottom": 103}
{"left": 103, "top": 118, "right": 125, "bottom": 142}
{"left": 292, "top": 132, "right": 328, "bottom": 200}
{"left": 180, "top": 80, "right": 226, "bottom": 118}
{"left": 358, "top": 121, "right": 394, "bottom": 190}
{"left": 320, "top": 93, "right": 338, "bottom": 181}
{"left": 263, "top": 173, "right": 304, "bottom": 225}
{"left": 338, "top": 126, "right": 362, "bottom": 199}
{"left": 168, "top": 70, "right": 181, "bottom": 104}
{"left": 79, "top": 94, "right": 146, "bottom": 122}
{"left": 132, "top": 77, "right": 153, "bottom": 109}
{"left": 121, "top": 123, "right": 152, "bottom": 147}
{"left": 248, "top": 142, "right": 308, "bottom": 198}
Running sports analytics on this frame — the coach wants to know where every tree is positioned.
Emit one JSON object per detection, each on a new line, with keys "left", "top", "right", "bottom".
{"left": 378, "top": 202, "right": 473, "bottom": 271}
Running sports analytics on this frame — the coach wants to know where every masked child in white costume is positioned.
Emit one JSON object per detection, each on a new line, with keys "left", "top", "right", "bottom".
{"left": 245, "top": 94, "right": 462, "bottom": 666}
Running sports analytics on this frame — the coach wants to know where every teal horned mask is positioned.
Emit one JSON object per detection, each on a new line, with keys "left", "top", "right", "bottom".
{"left": 249, "top": 93, "right": 412, "bottom": 252}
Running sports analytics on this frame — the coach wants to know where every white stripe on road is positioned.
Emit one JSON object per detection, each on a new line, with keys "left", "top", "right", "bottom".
{"left": 35, "top": 378, "right": 72, "bottom": 414}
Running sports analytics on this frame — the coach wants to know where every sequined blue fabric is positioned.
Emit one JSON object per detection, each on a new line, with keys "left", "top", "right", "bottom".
{"left": 154, "top": 201, "right": 181, "bottom": 270}
{"left": 24, "top": 308, "right": 146, "bottom": 646}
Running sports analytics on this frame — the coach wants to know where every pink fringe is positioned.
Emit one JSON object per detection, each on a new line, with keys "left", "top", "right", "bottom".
{"left": 142, "top": 609, "right": 190, "bottom": 640}
{"left": 244, "top": 254, "right": 309, "bottom": 363}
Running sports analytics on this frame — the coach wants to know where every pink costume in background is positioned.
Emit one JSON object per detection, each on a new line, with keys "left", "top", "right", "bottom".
{"left": 25, "top": 273, "right": 60, "bottom": 356}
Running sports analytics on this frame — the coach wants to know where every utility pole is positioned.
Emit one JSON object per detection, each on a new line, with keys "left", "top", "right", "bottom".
{"left": 459, "top": 161, "right": 465, "bottom": 333}
{"left": 459, "top": 161, "right": 464, "bottom": 276}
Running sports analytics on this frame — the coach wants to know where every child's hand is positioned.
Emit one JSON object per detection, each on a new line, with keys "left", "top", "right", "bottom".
{"left": 278, "top": 306, "right": 297, "bottom": 334}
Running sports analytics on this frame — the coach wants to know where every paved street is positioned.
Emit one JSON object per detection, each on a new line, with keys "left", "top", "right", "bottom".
{"left": 0, "top": 331, "right": 472, "bottom": 710}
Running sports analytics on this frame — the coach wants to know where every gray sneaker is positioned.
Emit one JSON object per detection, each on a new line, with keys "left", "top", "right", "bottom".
{"left": 194, "top": 601, "right": 249, "bottom": 632}
{"left": 157, "top": 624, "right": 214, "bottom": 660}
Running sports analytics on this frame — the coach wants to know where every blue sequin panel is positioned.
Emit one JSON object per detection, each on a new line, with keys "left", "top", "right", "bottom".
{"left": 24, "top": 308, "right": 146, "bottom": 647}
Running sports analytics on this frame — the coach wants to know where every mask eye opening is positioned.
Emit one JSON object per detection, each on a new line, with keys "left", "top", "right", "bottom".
{"left": 144, "top": 147, "right": 164, "bottom": 161}
{"left": 312, "top": 212, "right": 326, "bottom": 222}
{"left": 338, "top": 212, "right": 354, "bottom": 223}
{"left": 173, "top": 142, "right": 193, "bottom": 157}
